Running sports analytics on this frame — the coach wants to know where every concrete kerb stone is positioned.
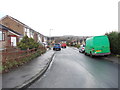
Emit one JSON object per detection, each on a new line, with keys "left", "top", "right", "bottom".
{"left": 13, "top": 52, "right": 55, "bottom": 90}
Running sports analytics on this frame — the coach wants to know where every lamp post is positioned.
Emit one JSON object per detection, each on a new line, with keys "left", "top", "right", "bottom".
{"left": 49, "top": 29, "right": 53, "bottom": 48}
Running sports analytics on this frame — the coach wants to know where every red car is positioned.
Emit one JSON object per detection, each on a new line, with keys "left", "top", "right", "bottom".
{"left": 61, "top": 43, "right": 67, "bottom": 48}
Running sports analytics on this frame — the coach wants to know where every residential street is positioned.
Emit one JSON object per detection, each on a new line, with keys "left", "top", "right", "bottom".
{"left": 29, "top": 47, "right": 118, "bottom": 88}
{"left": 0, "top": 1, "right": 119, "bottom": 89}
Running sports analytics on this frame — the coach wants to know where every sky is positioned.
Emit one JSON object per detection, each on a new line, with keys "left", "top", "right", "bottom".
{"left": 0, "top": 0, "right": 119, "bottom": 36}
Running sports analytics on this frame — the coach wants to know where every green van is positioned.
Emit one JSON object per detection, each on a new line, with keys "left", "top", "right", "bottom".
{"left": 85, "top": 35, "right": 111, "bottom": 57}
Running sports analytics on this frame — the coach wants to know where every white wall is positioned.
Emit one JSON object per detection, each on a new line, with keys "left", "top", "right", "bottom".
{"left": 44, "top": 37, "right": 47, "bottom": 43}
{"left": 26, "top": 28, "right": 30, "bottom": 38}
{"left": 38, "top": 34, "right": 42, "bottom": 43}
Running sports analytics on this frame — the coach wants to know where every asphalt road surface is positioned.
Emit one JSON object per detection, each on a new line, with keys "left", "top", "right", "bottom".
{"left": 29, "top": 47, "right": 118, "bottom": 88}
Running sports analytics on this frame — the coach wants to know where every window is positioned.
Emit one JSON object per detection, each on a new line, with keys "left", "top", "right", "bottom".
{"left": 0, "top": 31, "right": 2, "bottom": 40}
{"left": 0, "top": 31, "right": 5, "bottom": 41}
{"left": 2, "top": 32, "right": 5, "bottom": 41}
{"left": 27, "top": 29, "right": 30, "bottom": 37}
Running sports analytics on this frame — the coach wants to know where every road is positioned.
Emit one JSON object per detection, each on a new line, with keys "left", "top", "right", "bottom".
{"left": 28, "top": 47, "right": 118, "bottom": 88}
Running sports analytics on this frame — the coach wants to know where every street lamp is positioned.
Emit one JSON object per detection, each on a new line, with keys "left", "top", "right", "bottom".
{"left": 49, "top": 29, "right": 53, "bottom": 48}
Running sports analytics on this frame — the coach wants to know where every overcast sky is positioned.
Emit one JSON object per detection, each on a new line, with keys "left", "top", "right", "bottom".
{"left": 0, "top": 0, "right": 119, "bottom": 36}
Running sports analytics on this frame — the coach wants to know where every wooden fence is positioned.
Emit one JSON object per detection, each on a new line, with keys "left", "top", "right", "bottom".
{"left": 0, "top": 46, "right": 46, "bottom": 73}
{"left": 1, "top": 46, "right": 46, "bottom": 61}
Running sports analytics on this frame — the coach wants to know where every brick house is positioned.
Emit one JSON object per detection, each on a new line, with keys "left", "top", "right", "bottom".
{"left": 1, "top": 15, "right": 25, "bottom": 35}
{"left": 0, "top": 15, "right": 48, "bottom": 46}
{"left": 0, "top": 24, "right": 22, "bottom": 50}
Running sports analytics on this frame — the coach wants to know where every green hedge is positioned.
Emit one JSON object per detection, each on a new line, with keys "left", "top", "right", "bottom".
{"left": 105, "top": 31, "right": 120, "bottom": 55}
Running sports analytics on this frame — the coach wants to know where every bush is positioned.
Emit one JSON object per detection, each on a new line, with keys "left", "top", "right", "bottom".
{"left": 17, "top": 36, "right": 40, "bottom": 50}
{"left": 2, "top": 48, "right": 46, "bottom": 73}
{"left": 66, "top": 42, "right": 69, "bottom": 46}
{"left": 105, "top": 31, "right": 120, "bottom": 55}
{"left": 75, "top": 44, "right": 80, "bottom": 48}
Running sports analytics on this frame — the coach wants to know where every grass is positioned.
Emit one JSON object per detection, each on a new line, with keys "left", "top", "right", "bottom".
{"left": 110, "top": 54, "right": 120, "bottom": 58}
{"left": 116, "top": 55, "right": 120, "bottom": 58}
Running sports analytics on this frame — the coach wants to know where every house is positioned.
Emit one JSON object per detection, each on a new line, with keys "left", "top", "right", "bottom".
{"left": 0, "top": 24, "right": 22, "bottom": 50}
{"left": 1, "top": 15, "right": 36, "bottom": 39}
{"left": 1, "top": 15, "right": 26, "bottom": 36}
{"left": 0, "top": 15, "right": 48, "bottom": 44}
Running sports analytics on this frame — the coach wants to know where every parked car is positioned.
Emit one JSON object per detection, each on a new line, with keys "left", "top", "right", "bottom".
{"left": 42, "top": 42, "right": 48, "bottom": 47}
{"left": 46, "top": 45, "right": 50, "bottom": 48}
{"left": 39, "top": 42, "right": 47, "bottom": 47}
{"left": 53, "top": 43, "right": 61, "bottom": 51}
{"left": 61, "top": 43, "right": 67, "bottom": 48}
{"left": 79, "top": 45, "right": 85, "bottom": 53}
{"left": 85, "top": 35, "right": 111, "bottom": 57}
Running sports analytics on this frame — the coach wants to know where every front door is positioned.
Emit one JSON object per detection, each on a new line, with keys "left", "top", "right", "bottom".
{"left": 11, "top": 37, "right": 17, "bottom": 46}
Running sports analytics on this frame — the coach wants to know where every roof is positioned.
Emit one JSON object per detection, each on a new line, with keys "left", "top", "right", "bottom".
{"left": 0, "top": 15, "right": 30, "bottom": 28}
{"left": 0, "top": 15, "right": 48, "bottom": 37}
{"left": 0, "top": 24, "right": 22, "bottom": 36}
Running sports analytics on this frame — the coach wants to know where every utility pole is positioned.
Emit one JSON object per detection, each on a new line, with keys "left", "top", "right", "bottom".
{"left": 49, "top": 29, "right": 53, "bottom": 49}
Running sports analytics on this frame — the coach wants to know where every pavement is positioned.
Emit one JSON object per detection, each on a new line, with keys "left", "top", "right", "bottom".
{"left": 2, "top": 49, "right": 55, "bottom": 89}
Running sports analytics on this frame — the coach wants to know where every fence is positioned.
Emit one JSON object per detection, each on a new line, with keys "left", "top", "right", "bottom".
{"left": 0, "top": 46, "right": 46, "bottom": 73}
{"left": 2, "top": 48, "right": 36, "bottom": 62}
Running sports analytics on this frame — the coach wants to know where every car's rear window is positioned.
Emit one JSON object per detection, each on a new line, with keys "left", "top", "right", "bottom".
{"left": 81, "top": 45, "right": 85, "bottom": 47}
{"left": 55, "top": 44, "right": 60, "bottom": 45}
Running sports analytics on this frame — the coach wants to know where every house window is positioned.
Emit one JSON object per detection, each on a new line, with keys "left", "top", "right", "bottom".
{"left": 0, "top": 31, "right": 5, "bottom": 41}
{"left": 2, "top": 33, "right": 5, "bottom": 41}
{"left": 0, "top": 31, "right": 2, "bottom": 40}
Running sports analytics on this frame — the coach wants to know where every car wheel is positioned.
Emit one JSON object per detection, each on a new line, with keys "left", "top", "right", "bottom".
{"left": 83, "top": 51, "right": 85, "bottom": 53}
{"left": 85, "top": 52, "right": 87, "bottom": 55}
{"left": 90, "top": 53, "right": 94, "bottom": 58}
{"left": 104, "top": 55, "right": 108, "bottom": 57}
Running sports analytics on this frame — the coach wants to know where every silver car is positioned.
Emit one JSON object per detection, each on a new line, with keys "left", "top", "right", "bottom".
{"left": 79, "top": 45, "right": 85, "bottom": 53}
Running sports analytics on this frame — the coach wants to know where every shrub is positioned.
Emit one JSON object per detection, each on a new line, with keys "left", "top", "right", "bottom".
{"left": 17, "top": 35, "right": 40, "bottom": 50}
{"left": 75, "top": 44, "right": 80, "bottom": 48}
{"left": 105, "top": 31, "right": 120, "bottom": 55}
{"left": 2, "top": 48, "right": 46, "bottom": 73}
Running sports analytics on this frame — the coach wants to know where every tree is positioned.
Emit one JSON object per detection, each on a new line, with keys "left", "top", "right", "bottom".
{"left": 118, "top": 32, "right": 120, "bottom": 54}
{"left": 105, "top": 31, "right": 120, "bottom": 54}
{"left": 17, "top": 35, "right": 40, "bottom": 50}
